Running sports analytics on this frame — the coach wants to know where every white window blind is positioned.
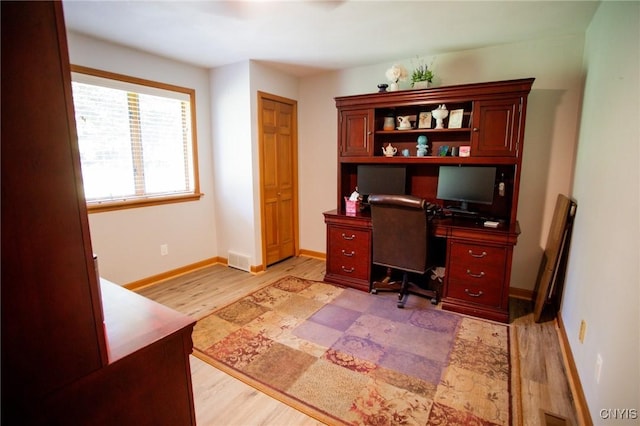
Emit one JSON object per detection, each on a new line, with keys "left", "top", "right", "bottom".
{"left": 70, "top": 66, "right": 199, "bottom": 210}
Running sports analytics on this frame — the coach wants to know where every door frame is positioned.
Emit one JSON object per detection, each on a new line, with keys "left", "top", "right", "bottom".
{"left": 257, "top": 91, "right": 300, "bottom": 270}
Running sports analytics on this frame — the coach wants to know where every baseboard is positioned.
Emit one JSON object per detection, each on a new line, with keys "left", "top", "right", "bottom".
{"left": 299, "top": 249, "right": 326, "bottom": 260}
{"left": 250, "top": 251, "right": 325, "bottom": 273}
{"left": 124, "top": 252, "right": 325, "bottom": 290}
{"left": 556, "top": 313, "right": 594, "bottom": 426}
{"left": 124, "top": 257, "right": 222, "bottom": 290}
{"left": 509, "top": 287, "right": 534, "bottom": 301}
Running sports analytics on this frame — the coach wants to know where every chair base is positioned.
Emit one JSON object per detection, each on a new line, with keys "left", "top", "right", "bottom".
{"left": 371, "top": 268, "right": 439, "bottom": 308}
{"left": 397, "top": 281, "right": 438, "bottom": 308}
{"left": 370, "top": 268, "right": 403, "bottom": 294}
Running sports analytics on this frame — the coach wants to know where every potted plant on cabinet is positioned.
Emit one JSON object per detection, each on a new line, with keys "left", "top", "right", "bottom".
{"left": 411, "top": 58, "right": 434, "bottom": 89}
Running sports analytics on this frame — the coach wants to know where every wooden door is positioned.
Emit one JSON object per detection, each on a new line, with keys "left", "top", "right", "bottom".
{"left": 259, "top": 92, "right": 298, "bottom": 266}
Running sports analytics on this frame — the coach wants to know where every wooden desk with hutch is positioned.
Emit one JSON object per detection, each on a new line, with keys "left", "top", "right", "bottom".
{"left": 324, "top": 79, "right": 534, "bottom": 323}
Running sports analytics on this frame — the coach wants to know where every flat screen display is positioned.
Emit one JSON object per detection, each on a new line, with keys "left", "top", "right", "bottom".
{"left": 357, "top": 165, "right": 406, "bottom": 196}
{"left": 436, "top": 166, "right": 496, "bottom": 209}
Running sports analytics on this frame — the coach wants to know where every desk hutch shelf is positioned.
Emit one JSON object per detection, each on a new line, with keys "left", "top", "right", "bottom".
{"left": 324, "top": 78, "right": 534, "bottom": 323}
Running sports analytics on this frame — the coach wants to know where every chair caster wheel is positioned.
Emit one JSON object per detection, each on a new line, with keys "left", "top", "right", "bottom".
{"left": 397, "top": 303, "right": 405, "bottom": 309}
{"left": 431, "top": 298, "right": 438, "bottom": 305}
{"left": 370, "top": 289, "right": 377, "bottom": 295}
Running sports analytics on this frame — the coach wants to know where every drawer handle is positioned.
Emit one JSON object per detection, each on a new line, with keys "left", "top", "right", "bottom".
{"left": 465, "top": 288, "right": 484, "bottom": 297}
{"left": 341, "top": 249, "right": 355, "bottom": 257}
{"left": 466, "top": 269, "right": 485, "bottom": 278}
{"left": 341, "top": 233, "right": 356, "bottom": 240}
{"left": 468, "top": 250, "right": 487, "bottom": 258}
{"left": 341, "top": 266, "right": 355, "bottom": 273}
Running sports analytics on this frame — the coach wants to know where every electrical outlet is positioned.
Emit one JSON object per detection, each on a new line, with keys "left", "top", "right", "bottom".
{"left": 160, "top": 244, "right": 168, "bottom": 256}
{"left": 578, "top": 320, "right": 587, "bottom": 343}
{"left": 595, "top": 353, "right": 603, "bottom": 384}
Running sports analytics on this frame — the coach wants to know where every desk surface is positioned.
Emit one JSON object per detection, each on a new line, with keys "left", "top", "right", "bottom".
{"left": 324, "top": 209, "right": 520, "bottom": 237}
{"left": 100, "top": 279, "right": 195, "bottom": 363}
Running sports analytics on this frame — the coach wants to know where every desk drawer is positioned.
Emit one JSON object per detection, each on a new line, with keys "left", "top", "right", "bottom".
{"left": 447, "top": 279, "right": 503, "bottom": 307}
{"left": 448, "top": 242, "right": 506, "bottom": 283}
{"left": 327, "top": 226, "right": 370, "bottom": 280}
{"left": 328, "top": 227, "right": 370, "bottom": 251}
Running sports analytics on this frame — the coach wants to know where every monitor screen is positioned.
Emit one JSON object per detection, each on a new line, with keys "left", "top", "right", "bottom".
{"left": 436, "top": 166, "right": 496, "bottom": 211}
{"left": 357, "top": 165, "right": 406, "bottom": 196}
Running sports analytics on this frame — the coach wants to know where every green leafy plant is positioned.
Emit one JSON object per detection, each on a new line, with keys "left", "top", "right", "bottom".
{"left": 411, "top": 64, "right": 433, "bottom": 84}
{"left": 410, "top": 57, "right": 434, "bottom": 86}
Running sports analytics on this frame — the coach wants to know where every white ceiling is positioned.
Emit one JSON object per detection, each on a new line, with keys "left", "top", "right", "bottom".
{"left": 62, "top": 0, "right": 600, "bottom": 77}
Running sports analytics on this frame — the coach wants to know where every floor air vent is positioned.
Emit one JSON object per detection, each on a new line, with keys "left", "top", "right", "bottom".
{"left": 228, "top": 251, "right": 250, "bottom": 272}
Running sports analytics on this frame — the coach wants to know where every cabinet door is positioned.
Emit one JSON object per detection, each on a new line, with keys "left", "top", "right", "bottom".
{"left": 471, "top": 98, "right": 522, "bottom": 157}
{"left": 340, "top": 109, "right": 373, "bottom": 156}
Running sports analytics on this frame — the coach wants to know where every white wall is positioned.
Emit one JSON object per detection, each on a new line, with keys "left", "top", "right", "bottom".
{"left": 298, "top": 35, "right": 587, "bottom": 290}
{"left": 67, "top": 32, "right": 217, "bottom": 284}
{"left": 209, "top": 62, "right": 254, "bottom": 266}
{"left": 561, "top": 2, "right": 639, "bottom": 422}
{"left": 208, "top": 60, "right": 299, "bottom": 268}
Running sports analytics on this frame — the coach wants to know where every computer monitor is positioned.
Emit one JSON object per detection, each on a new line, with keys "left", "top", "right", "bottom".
{"left": 436, "top": 166, "right": 496, "bottom": 214}
{"left": 356, "top": 165, "right": 406, "bottom": 198}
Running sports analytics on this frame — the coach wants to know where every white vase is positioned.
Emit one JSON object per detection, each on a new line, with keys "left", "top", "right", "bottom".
{"left": 432, "top": 105, "right": 449, "bottom": 129}
{"left": 413, "top": 81, "right": 430, "bottom": 90}
{"left": 388, "top": 82, "right": 399, "bottom": 92}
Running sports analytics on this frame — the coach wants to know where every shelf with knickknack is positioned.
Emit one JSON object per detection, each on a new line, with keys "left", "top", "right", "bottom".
{"left": 374, "top": 101, "right": 473, "bottom": 158}
{"left": 335, "top": 79, "right": 533, "bottom": 220}
{"left": 337, "top": 80, "right": 530, "bottom": 161}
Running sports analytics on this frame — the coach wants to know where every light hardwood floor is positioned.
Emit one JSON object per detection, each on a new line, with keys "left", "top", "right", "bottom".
{"left": 137, "top": 256, "right": 579, "bottom": 426}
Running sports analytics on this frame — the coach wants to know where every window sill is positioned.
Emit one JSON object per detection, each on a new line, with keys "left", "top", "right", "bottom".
{"left": 87, "top": 193, "right": 204, "bottom": 213}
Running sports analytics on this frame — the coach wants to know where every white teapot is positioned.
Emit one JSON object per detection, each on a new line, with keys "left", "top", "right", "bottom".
{"left": 382, "top": 143, "right": 397, "bottom": 157}
{"left": 397, "top": 116, "right": 412, "bottom": 129}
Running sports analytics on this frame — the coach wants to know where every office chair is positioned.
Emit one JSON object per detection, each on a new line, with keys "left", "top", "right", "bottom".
{"left": 368, "top": 194, "right": 438, "bottom": 308}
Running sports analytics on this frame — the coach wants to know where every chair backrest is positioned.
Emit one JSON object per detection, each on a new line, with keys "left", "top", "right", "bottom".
{"left": 368, "top": 194, "right": 429, "bottom": 274}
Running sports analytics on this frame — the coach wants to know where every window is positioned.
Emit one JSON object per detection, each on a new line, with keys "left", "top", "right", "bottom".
{"left": 70, "top": 65, "right": 201, "bottom": 212}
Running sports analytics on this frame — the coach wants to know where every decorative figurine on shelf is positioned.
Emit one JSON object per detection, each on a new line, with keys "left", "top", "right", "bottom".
{"left": 397, "top": 116, "right": 412, "bottom": 129}
{"left": 416, "top": 135, "right": 428, "bottom": 157}
{"left": 377, "top": 83, "right": 388, "bottom": 93}
{"left": 383, "top": 115, "right": 395, "bottom": 130}
{"left": 382, "top": 143, "right": 397, "bottom": 157}
{"left": 432, "top": 104, "right": 449, "bottom": 129}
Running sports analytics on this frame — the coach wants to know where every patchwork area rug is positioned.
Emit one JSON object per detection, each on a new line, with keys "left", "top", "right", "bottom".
{"left": 192, "top": 276, "right": 511, "bottom": 425}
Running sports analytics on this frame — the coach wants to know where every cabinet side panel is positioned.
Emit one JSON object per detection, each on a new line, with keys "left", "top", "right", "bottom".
{"left": 1, "top": 1, "right": 106, "bottom": 414}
